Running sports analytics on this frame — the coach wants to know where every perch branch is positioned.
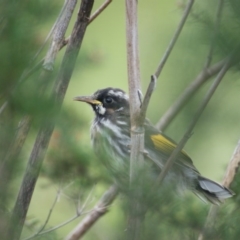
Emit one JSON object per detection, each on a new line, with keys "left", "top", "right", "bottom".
{"left": 156, "top": 59, "right": 226, "bottom": 131}
{"left": 154, "top": 0, "right": 195, "bottom": 78}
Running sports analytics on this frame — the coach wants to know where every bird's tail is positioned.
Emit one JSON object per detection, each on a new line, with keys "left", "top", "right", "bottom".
{"left": 194, "top": 176, "right": 234, "bottom": 205}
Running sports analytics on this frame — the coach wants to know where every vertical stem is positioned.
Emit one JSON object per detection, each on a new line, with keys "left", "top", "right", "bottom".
{"left": 125, "top": 0, "right": 144, "bottom": 239}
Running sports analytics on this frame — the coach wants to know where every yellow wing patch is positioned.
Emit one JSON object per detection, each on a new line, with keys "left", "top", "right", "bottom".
{"left": 150, "top": 134, "right": 190, "bottom": 160}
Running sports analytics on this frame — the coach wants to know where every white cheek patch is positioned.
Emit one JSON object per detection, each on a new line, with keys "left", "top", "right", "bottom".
{"left": 96, "top": 104, "right": 106, "bottom": 115}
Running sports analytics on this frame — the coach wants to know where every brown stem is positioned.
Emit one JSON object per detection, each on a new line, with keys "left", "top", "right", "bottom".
{"left": 138, "top": 75, "right": 156, "bottom": 125}
{"left": 65, "top": 185, "right": 119, "bottom": 240}
{"left": 156, "top": 59, "right": 226, "bottom": 131}
{"left": 157, "top": 57, "right": 232, "bottom": 184}
{"left": 154, "top": 0, "right": 195, "bottom": 78}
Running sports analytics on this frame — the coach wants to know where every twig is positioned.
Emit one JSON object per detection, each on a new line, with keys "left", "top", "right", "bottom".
{"left": 88, "top": 0, "right": 112, "bottom": 24}
{"left": 8, "top": 1, "right": 94, "bottom": 240}
{"left": 23, "top": 187, "right": 62, "bottom": 240}
{"left": 156, "top": 59, "right": 226, "bottom": 131}
{"left": 154, "top": 0, "right": 195, "bottom": 78}
{"left": 76, "top": 185, "right": 96, "bottom": 215}
{"left": 157, "top": 56, "right": 232, "bottom": 184}
{"left": 31, "top": 0, "right": 70, "bottom": 65}
{"left": 198, "top": 139, "right": 240, "bottom": 240}
{"left": 24, "top": 184, "right": 96, "bottom": 240}
{"left": 138, "top": 75, "right": 156, "bottom": 124}
{"left": 65, "top": 185, "right": 119, "bottom": 240}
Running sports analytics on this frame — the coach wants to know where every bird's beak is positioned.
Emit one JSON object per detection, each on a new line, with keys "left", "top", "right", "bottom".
{"left": 73, "top": 96, "right": 102, "bottom": 105}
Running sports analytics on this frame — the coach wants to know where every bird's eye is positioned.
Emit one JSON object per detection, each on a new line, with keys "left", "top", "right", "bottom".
{"left": 104, "top": 96, "right": 113, "bottom": 104}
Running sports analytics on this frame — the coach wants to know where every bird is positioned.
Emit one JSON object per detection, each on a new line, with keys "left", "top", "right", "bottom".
{"left": 74, "top": 87, "right": 233, "bottom": 204}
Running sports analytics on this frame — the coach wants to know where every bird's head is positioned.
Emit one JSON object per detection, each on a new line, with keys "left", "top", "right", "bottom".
{"left": 74, "top": 88, "right": 130, "bottom": 118}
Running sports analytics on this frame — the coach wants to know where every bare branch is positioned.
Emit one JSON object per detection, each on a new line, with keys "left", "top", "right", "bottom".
{"left": 43, "top": 0, "right": 78, "bottom": 70}
{"left": 156, "top": 59, "right": 226, "bottom": 131}
{"left": 157, "top": 57, "right": 232, "bottom": 184}
{"left": 7, "top": 1, "right": 94, "bottom": 239}
{"left": 23, "top": 187, "right": 62, "bottom": 240}
{"left": 30, "top": 0, "right": 70, "bottom": 65}
{"left": 65, "top": 185, "right": 119, "bottom": 240}
{"left": 162, "top": 0, "right": 225, "bottom": 134}
{"left": 138, "top": 75, "right": 156, "bottom": 124}
{"left": 89, "top": 0, "right": 112, "bottom": 24}
{"left": 154, "top": 0, "right": 195, "bottom": 78}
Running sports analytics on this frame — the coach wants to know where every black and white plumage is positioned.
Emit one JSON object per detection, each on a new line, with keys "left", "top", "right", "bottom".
{"left": 75, "top": 87, "right": 234, "bottom": 204}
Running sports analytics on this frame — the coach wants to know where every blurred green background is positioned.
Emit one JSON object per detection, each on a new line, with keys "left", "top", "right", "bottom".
{"left": 1, "top": 0, "right": 240, "bottom": 239}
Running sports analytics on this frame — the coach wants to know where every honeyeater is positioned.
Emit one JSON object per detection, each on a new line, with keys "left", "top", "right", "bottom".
{"left": 74, "top": 87, "right": 233, "bottom": 204}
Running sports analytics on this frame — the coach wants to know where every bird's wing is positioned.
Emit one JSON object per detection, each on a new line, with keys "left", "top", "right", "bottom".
{"left": 144, "top": 121, "right": 199, "bottom": 172}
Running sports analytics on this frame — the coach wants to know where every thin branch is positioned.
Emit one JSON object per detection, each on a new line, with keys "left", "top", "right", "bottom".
{"left": 43, "top": 0, "right": 78, "bottom": 70}
{"left": 198, "top": 139, "right": 240, "bottom": 240}
{"left": 88, "top": 0, "right": 112, "bottom": 24}
{"left": 33, "top": 215, "right": 81, "bottom": 238}
{"left": 30, "top": 0, "right": 70, "bottom": 65}
{"left": 156, "top": 5, "right": 238, "bottom": 133}
{"left": 156, "top": 59, "right": 226, "bottom": 131}
{"left": 23, "top": 188, "right": 62, "bottom": 240}
{"left": 37, "top": 189, "right": 61, "bottom": 233}
{"left": 24, "top": 185, "right": 96, "bottom": 240}
{"left": 157, "top": 57, "right": 232, "bottom": 184}
{"left": 154, "top": 0, "right": 195, "bottom": 78}
{"left": 138, "top": 75, "right": 156, "bottom": 124}
{"left": 65, "top": 185, "right": 119, "bottom": 240}
{"left": 8, "top": 1, "right": 94, "bottom": 239}
{"left": 76, "top": 185, "right": 96, "bottom": 215}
